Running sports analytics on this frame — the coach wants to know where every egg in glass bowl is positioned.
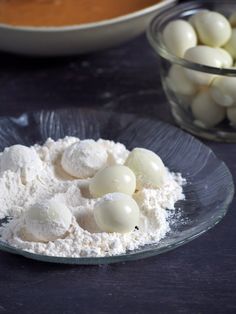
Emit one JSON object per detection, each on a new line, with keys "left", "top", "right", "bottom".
{"left": 147, "top": 0, "right": 236, "bottom": 142}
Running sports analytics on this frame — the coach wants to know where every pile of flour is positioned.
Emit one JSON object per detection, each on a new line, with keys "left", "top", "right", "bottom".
{"left": 0, "top": 137, "right": 185, "bottom": 257}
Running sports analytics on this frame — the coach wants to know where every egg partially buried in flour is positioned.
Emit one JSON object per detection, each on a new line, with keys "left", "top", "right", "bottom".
{"left": 94, "top": 193, "right": 140, "bottom": 233}
{"left": 125, "top": 148, "right": 166, "bottom": 190}
{"left": 24, "top": 199, "right": 73, "bottom": 242}
{"left": 89, "top": 165, "right": 136, "bottom": 198}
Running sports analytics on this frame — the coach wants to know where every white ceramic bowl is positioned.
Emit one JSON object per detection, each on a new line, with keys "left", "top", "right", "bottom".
{"left": 0, "top": 0, "right": 175, "bottom": 56}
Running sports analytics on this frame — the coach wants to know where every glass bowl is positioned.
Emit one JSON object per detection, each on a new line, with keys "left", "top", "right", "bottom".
{"left": 0, "top": 108, "right": 234, "bottom": 264}
{"left": 147, "top": 0, "right": 236, "bottom": 142}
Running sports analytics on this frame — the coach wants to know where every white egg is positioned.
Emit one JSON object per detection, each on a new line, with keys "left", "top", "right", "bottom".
{"left": 163, "top": 19, "right": 197, "bottom": 57}
{"left": 227, "top": 107, "right": 236, "bottom": 125}
{"left": 189, "top": 9, "right": 209, "bottom": 28}
{"left": 89, "top": 165, "right": 136, "bottom": 198}
{"left": 210, "top": 77, "right": 236, "bottom": 107}
{"left": 229, "top": 12, "right": 236, "bottom": 27}
{"left": 191, "top": 90, "right": 226, "bottom": 127}
{"left": 166, "top": 64, "right": 198, "bottom": 96}
{"left": 224, "top": 28, "right": 236, "bottom": 59}
{"left": 94, "top": 193, "right": 140, "bottom": 233}
{"left": 193, "top": 11, "right": 231, "bottom": 47}
{"left": 184, "top": 46, "right": 223, "bottom": 85}
{"left": 216, "top": 48, "right": 233, "bottom": 68}
{"left": 24, "top": 199, "right": 73, "bottom": 242}
{"left": 124, "top": 148, "right": 166, "bottom": 190}
{"left": 61, "top": 140, "right": 108, "bottom": 178}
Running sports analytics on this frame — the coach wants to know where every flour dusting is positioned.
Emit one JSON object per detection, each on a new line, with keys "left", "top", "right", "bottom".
{"left": 0, "top": 137, "right": 185, "bottom": 258}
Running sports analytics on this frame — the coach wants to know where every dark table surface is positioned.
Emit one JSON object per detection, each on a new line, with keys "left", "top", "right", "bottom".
{"left": 0, "top": 34, "right": 235, "bottom": 314}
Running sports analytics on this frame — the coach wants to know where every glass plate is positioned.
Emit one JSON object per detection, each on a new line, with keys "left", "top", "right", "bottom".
{"left": 0, "top": 108, "right": 234, "bottom": 264}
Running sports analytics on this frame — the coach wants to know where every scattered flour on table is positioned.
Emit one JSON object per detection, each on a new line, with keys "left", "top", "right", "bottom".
{"left": 0, "top": 137, "right": 185, "bottom": 257}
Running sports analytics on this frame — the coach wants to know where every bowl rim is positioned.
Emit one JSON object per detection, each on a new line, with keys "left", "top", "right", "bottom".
{"left": 0, "top": 0, "right": 175, "bottom": 32}
{"left": 147, "top": 0, "right": 236, "bottom": 77}
{"left": 0, "top": 107, "right": 234, "bottom": 264}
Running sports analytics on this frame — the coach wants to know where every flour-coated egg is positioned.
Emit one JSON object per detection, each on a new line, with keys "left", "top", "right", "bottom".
{"left": 94, "top": 193, "right": 140, "bottom": 233}
{"left": 163, "top": 19, "right": 197, "bottom": 57}
{"left": 61, "top": 140, "right": 108, "bottom": 178}
{"left": 191, "top": 90, "right": 226, "bottom": 127}
{"left": 125, "top": 148, "right": 166, "bottom": 190}
{"left": 210, "top": 77, "right": 236, "bottom": 107}
{"left": 193, "top": 11, "right": 231, "bottom": 47}
{"left": 0, "top": 144, "right": 43, "bottom": 183}
{"left": 25, "top": 199, "right": 72, "bottom": 242}
{"left": 184, "top": 46, "right": 223, "bottom": 85}
{"left": 224, "top": 28, "right": 236, "bottom": 59}
{"left": 89, "top": 165, "right": 136, "bottom": 198}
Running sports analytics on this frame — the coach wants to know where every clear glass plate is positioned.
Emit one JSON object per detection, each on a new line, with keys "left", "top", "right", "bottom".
{"left": 0, "top": 108, "right": 234, "bottom": 264}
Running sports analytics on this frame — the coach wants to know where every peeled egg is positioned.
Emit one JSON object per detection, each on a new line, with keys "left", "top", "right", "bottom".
{"left": 184, "top": 46, "right": 223, "bottom": 85}
{"left": 191, "top": 90, "right": 226, "bottom": 127}
{"left": 189, "top": 9, "right": 209, "bottom": 28}
{"left": 216, "top": 48, "right": 233, "bottom": 68}
{"left": 210, "top": 77, "right": 236, "bottom": 107}
{"left": 94, "top": 193, "right": 140, "bottom": 233}
{"left": 163, "top": 19, "right": 197, "bottom": 58}
{"left": 61, "top": 140, "right": 108, "bottom": 178}
{"left": 89, "top": 165, "right": 136, "bottom": 198}
{"left": 193, "top": 11, "right": 231, "bottom": 47}
{"left": 24, "top": 199, "right": 72, "bottom": 242}
{"left": 229, "top": 12, "right": 236, "bottom": 27}
{"left": 227, "top": 107, "right": 236, "bottom": 125}
{"left": 224, "top": 29, "right": 236, "bottom": 59}
{"left": 124, "top": 148, "right": 166, "bottom": 190}
{"left": 167, "top": 64, "right": 198, "bottom": 96}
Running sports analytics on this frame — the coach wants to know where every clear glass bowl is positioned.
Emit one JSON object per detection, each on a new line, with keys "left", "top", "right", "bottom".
{"left": 147, "top": 0, "right": 236, "bottom": 142}
{"left": 0, "top": 108, "right": 234, "bottom": 264}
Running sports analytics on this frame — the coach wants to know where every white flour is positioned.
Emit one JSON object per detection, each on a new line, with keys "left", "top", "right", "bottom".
{"left": 0, "top": 137, "right": 185, "bottom": 258}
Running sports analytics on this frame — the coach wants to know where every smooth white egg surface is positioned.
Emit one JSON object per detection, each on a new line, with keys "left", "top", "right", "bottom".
{"left": 125, "top": 148, "right": 166, "bottom": 190}
{"left": 189, "top": 9, "right": 209, "bottom": 28}
{"left": 191, "top": 90, "right": 226, "bottom": 127}
{"left": 216, "top": 48, "right": 233, "bottom": 68}
{"left": 24, "top": 199, "right": 73, "bottom": 242}
{"left": 94, "top": 193, "right": 140, "bottom": 233}
{"left": 163, "top": 19, "right": 197, "bottom": 58}
{"left": 210, "top": 77, "right": 236, "bottom": 107}
{"left": 89, "top": 165, "right": 136, "bottom": 198}
{"left": 61, "top": 139, "right": 108, "bottom": 178}
{"left": 193, "top": 11, "right": 231, "bottom": 47}
{"left": 224, "top": 28, "right": 236, "bottom": 59}
{"left": 167, "top": 64, "right": 198, "bottom": 96}
{"left": 184, "top": 46, "right": 223, "bottom": 85}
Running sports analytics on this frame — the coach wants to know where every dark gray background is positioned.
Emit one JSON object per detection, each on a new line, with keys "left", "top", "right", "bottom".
{"left": 0, "top": 31, "right": 235, "bottom": 314}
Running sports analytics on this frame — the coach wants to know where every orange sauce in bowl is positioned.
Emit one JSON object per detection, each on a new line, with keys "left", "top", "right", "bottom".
{"left": 0, "top": 0, "right": 161, "bottom": 27}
